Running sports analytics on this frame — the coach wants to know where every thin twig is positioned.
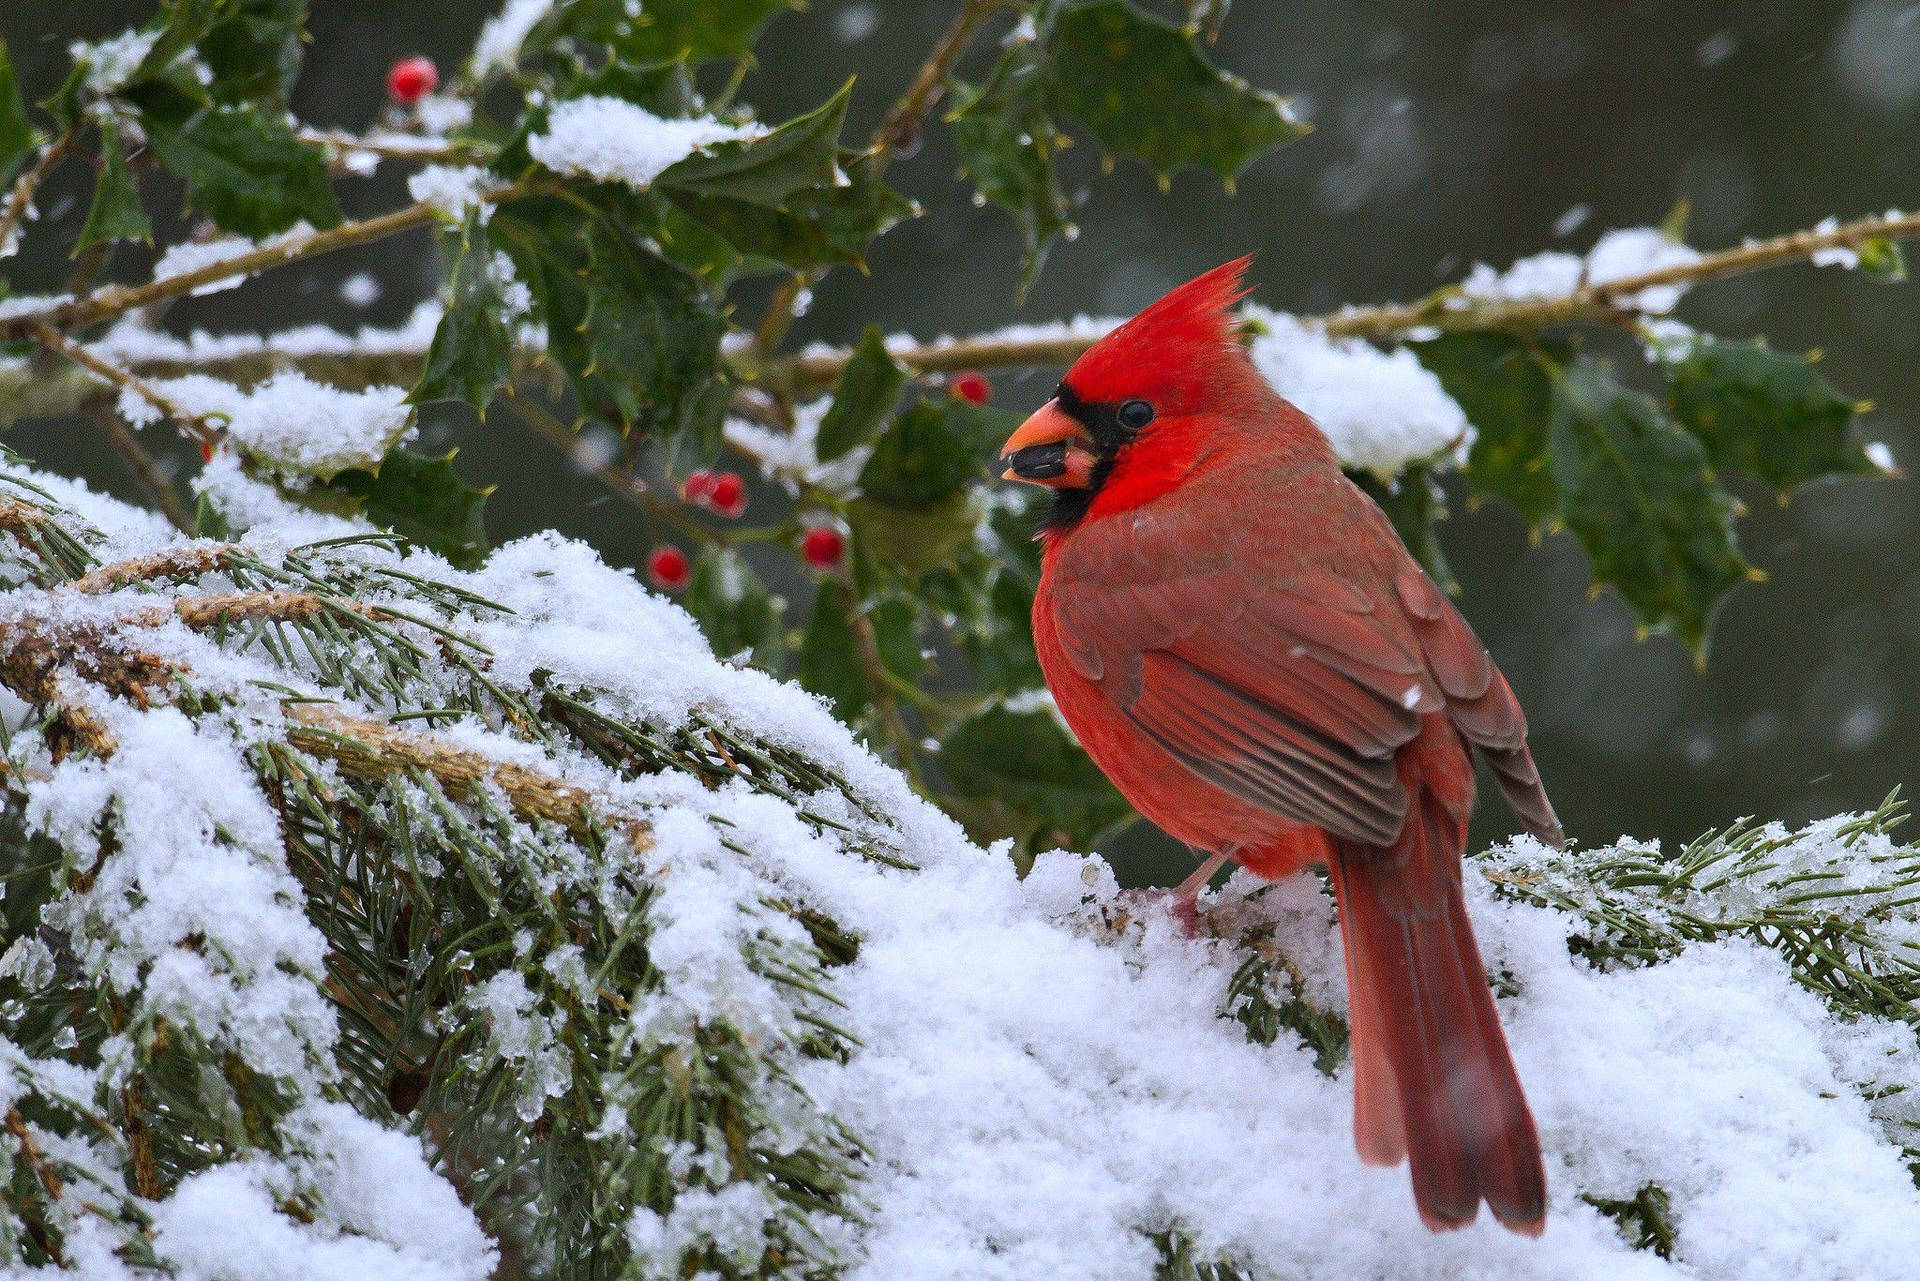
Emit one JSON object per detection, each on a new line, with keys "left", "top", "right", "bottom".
{"left": 503, "top": 387, "right": 711, "bottom": 543}
{"left": 0, "top": 181, "right": 535, "bottom": 342}
{"left": 776, "top": 208, "right": 1920, "bottom": 391}
{"left": 0, "top": 130, "right": 77, "bottom": 259}
{"left": 300, "top": 128, "right": 485, "bottom": 170}
{"left": 875, "top": 0, "right": 1006, "bottom": 157}
{"left": 88, "top": 404, "right": 194, "bottom": 533}
{"left": 30, "top": 323, "right": 221, "bottom": 448}
{"left": 751, "top": 0, "right": 1004, "bottom": 357}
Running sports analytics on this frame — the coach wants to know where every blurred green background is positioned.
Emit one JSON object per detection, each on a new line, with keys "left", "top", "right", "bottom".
{"left": 5, "top": 0, "right": 1917, "bottom": 884}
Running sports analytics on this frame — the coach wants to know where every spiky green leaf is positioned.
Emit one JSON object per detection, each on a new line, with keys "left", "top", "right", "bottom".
{"left": 1048, "top": 0, "right": 1308, "bottom": 182}
{"left": 413, "top": 214, "right": 516, "bottom": 412}
{"left": 75, "top": 121, "right": 152, "bottom": 253}
{"left": 1661, "top": 338, "right": 1873, "bottom": 496}
{"left": 328, "top": 448, "right": 492, "bottom": 569}
{"left": 950, "top": 39, "right": 1070, "bottom": 294}
{"left": 816, "top": 327, "right": 907, "bottom": 462}
{"left": 1415, "top": 332, "right": 1567, "bottom": 525}
{"left": 141, "top": 102, "right": 342, "bottom": 237}
{"left": 657, "top": 81, "right": 849, "bottom": 207}
{"left": 1550, "top": 359, "right": 1750, "bottom": 650}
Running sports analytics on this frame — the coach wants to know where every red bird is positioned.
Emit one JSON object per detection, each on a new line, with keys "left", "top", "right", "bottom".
{"left": 1000, "top": 259, "right": 1561, "bottom": 1236}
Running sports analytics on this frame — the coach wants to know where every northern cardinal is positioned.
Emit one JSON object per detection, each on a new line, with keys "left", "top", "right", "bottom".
{"left": 1000, "top": 259, "right": 1561, "bottom": 1235}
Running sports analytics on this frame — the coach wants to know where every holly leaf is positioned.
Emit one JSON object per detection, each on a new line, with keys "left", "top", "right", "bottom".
{"left": 531, "top": 0, "right": 791, "bottom": 66}
{"left": 1661, "top": 338, "right": 1873, "bottom": 496}
{"left": 816, "top": 326, "right": 906, "bottom": 462}
{"left": 495, "top": 194, "right": 726, "bottom": 442}
{"left": 1549, "top": 360, "right": 1750, "bottom": 651}
{"left": 657, "top": 81, "right": 849, "bottom": 207}
{"left": 199, "top": 0, "right": 306, "bottom": 107}
{"left": 859, "top": 397, "right": 1013, "bottom": 509}
{"left": 0, "top": 39, "right": 32, "bottom": 179}
{"left": 684, "top": 547, "right": 784, "bottom": 666}
{"left": 939, "top": 703, "right": 1131, "bottom": 848}
{"left": 665, "top": 152, "right": 914, "bottom": 272}
{"left": 75, "top": 121, "right": 152, "bottom": 254}
{"left": 1048, "top": 0, "right": 1308, "bottom": 184}
{"left": 950, "top": 39, "right": 1070, "bottom": 295}
{"left": 328, "top": 449, "right": 492, "bottom": 569}
{"left": 1352, "top": 464, "right": 1453, "bottom": 592}
{"left": 1416, "top": 332, "right": 1566, "bottom": 525}
{"left": 413, "top": 214, "right": 515, "bottom": 412}
{"left": 141, "top": 103, "right": 342, "bottom": 237}
{"left": 798, "top": 590, "right": 868, "bottom": 720}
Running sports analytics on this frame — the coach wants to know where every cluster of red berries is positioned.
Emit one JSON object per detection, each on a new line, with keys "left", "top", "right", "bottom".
{"left": 386, "top": 56, "right": 439, "bottom": 107}
{"left": 682, "top": 469, "right": 747, "bottom": 517}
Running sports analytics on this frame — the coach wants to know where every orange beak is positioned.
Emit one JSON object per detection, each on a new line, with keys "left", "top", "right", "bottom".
{"left": 1000, "top": 399, "right": 1097, "bottom": 488}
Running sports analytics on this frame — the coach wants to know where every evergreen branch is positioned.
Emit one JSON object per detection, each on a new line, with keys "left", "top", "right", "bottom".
{"left": 283, "top": 702, "right": 651, "bottom": 847}
{"left": 73, "top": 545, "right": 240, "bottom": 594}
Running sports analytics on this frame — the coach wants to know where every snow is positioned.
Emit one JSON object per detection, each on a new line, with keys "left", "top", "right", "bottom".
{"left": 130, "top": 370, "right": 412, "bottom": 479}
{"left": 528, "top": 97, "right": 767, "bottom": 189}
{"left": 151, "top": 225, "right": 317, "bottom": 296}
{"left": 1462, "top": 226, "right": 1703, "bottom": 314}
{"left": 1244, "top": 307, "right": 1472, "bottom": 474}
{"left": 471, "top": 0, "right": 555, "bottom": 76}
{"left": 406, "top": 165, "right": 495, "bottom": 220}
{"left": 70, "top": 28, "right": 159, "bottom": 93}
{"left": 150, "top": 1103, "right": 495, "bottom": 1281}
{"left": 725, "top": 397, "right": 871, "bottom": 496}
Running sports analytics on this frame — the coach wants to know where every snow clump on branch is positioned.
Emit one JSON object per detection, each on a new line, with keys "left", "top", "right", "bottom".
{"left": 528, "top": 97, "right": 767, "bottom": 189}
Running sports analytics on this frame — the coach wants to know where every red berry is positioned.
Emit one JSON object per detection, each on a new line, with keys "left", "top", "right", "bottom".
{"left": 952, "top": 370, "right": 992, "bottom": 405}
{"left": 801, "top": 526, "right": 845, "bottom": 570}
{"left": 199, "top": 441, "right": 215, "bottom": 464}
{"left": 647, "top": 546, "right": 691, "bottom": 591}
{"left": 707, "top": 471, "right": 746, "bottom": 518}
{"left": 387, "top": 56, "right": 439, "bottom": 106}
{"left": 682, "top": 469, "right": 716, "bottom": 503}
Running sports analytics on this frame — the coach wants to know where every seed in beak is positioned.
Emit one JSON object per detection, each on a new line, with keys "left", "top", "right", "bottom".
{"left": 1005, "top": 441, "right": 1070, "bottom": 480}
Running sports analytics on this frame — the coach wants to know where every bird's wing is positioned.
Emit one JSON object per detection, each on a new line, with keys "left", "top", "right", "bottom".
{"left": 1049, "top": 480, "right": 1562, "bottom": 848}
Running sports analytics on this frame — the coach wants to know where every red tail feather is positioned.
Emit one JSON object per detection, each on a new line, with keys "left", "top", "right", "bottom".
{"left": 1329, "top": 792, "right": 1546, "bottom": 1235}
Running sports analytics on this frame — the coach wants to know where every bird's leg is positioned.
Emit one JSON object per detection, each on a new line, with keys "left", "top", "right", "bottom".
{"left": 1166, "top": 848, "right": 1233, "bottom": 931}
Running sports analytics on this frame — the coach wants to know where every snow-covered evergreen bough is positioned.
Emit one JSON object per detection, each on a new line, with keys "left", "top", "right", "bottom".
{"left": 0, "top": 451, "right": 1916, "bottom": 1280}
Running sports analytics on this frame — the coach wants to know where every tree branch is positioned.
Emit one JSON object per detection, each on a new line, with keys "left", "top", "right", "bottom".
{"left": 0, "top": 181, "right": 535, "bottom": 342}
{"left": 89, "top": 403, "right": 195, "bottom": 534}
{"left": 32, "top": 323, "right": 222, "bottom": 448}
{"left": 0, "top": 131, "right": 77, "bottom": 260}
{"left": 778, "top": 208, "right": 1920, "bottom": 390}
{"left": 875, "top": 0, "right": 1007, "bottom": 157}
{"left": 752, "top": 0, "right": 1005, "bottom": 357}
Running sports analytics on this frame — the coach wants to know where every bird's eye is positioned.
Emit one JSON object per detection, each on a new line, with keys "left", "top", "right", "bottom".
{"left": 1117, "top": 399, "right": 1155, "bottom": 431}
